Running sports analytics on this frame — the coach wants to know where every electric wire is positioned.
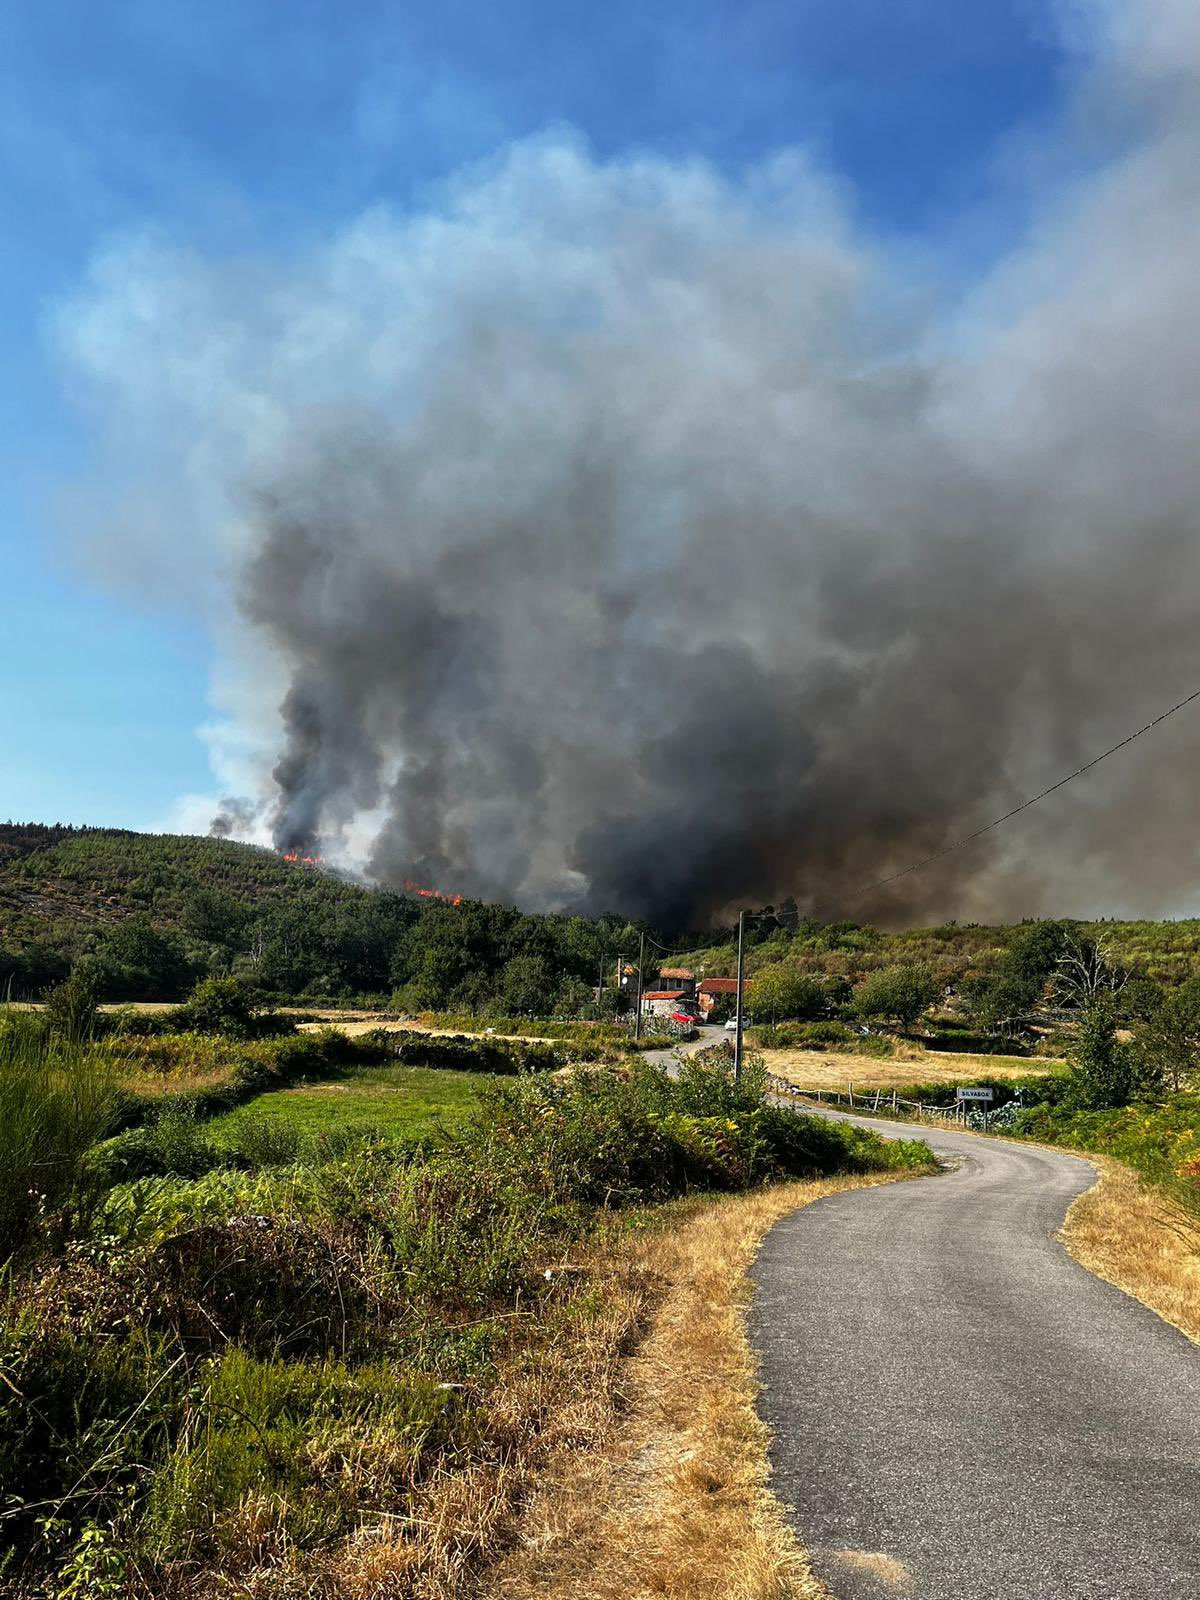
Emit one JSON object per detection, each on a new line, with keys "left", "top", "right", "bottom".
{"left": 846, "top": 683, "right": 1200, "bottom": 901}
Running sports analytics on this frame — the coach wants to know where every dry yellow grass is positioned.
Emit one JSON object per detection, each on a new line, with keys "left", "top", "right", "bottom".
{"left": 764, "top": 1046, "right": 1057, "bottom": 1092}
{"left": 1061, "top": 1156, "right": 1200, "bottom": 1344}
{"left": 327, "top": 1176, "right": 934, "bottom": 1600}
{"left": 468, "top": 1175, "right": 920, "bottom": 1600}
{"left": 296, "top": 1018, "right": 558, "bottom": 1043}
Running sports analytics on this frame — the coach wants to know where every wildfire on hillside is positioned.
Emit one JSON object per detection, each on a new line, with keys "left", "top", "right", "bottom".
{"left": 403, "top": 878, "right": 464, "bottom": 906}
{"left": 280, "top": 851, "right": 325, "bottom": 866}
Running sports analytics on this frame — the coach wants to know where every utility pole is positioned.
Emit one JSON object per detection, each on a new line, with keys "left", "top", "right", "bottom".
{"left": 634, "top": 930, "right": 645, "bottom": 1039}
{"left": 734, "top": 908, "right": 746, "bottom": 1083}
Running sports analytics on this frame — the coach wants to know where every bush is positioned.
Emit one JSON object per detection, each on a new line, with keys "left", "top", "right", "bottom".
{"left": 754, "top": 1106, "right": 931, "bottom": 1176}
{"left": 748, "top": 1020, "right": 893, "bottom": 1056}
{"left": 920, "top": 1027, "right": 1030, "bottom": 1056}
{"left": 0, "top": 1042, "right": 933, "bottom": 1586}
{"left": 225, "top": 1113, "right": 303, "bottom": 1169}
{"left": 171, "top": 976, "right": 290, "bottom": 1040}
{"left": 1015, "top": 1094, "right": 1200, "bottom": 1215}
{"left": 0, "top": 1312, "right": 183, "bottom": 1547}
{"left": 44, "top": 959, "right": 103, "bottom": 1043}
{"left": 381, "top": 1028, "right": 565, "bottom": 1074}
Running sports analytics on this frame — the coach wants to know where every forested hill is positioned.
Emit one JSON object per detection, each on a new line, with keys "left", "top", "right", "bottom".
{"left": 7, "top": 823, "right": 1200, "bottom": 1005}
{"left": 673, "top": 915, "right": 1200, "bottom": 991}
{"left": 0, "top": 824, "right": 646, "bottom": 1004}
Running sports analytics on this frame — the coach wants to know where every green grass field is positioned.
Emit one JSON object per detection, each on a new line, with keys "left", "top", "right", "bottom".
{"left": 207, "top": 1063, "right": 492, "bottom": 1148}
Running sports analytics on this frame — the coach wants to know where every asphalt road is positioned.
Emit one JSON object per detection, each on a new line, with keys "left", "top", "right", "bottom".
{"left": 749, "top": 1112, "right": 1200, "bottom": 1600}
{"left": 641, "top": 1020, "right": 729, "bottom": 1070}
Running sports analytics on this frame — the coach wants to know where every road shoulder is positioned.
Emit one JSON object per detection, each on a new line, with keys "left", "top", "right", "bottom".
{"left": 1061, "top": 1152, "right": 1200, "bottom": 1343}
{"left": 475, "top": 1173, "right": 924, "bottom": 1600}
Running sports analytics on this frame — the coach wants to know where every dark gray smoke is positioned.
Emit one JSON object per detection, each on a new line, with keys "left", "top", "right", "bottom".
{"left": 57, "top": 2, "right": 1200, "bottom": 923}
{"left": 209, "top": 796, "right": 260, "bottom": 839}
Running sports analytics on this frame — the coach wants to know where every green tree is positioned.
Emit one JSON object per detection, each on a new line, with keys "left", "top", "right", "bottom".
{"left": 553, "top": 976, "right": 595, "bottom": 1019}
{"left": 960, "top": 970, "right": 1038, "bottom": 1037}
{"left": 1132, "top": 977, "right": 1200, "bottom": 1092}
{"left": 854, "top": 964, "right": 938, "bottom": 1033}
{"left": 1119, "top": 974, "right": 1166, "bottom": 1024}
{"left": 44, "top": 959, "right": 103, "bottom": 1044}
{"left": 500, "top": 955, "right": 554, "bottom": 1015}
{"left": 182, "top": 887, "right": 249, "bottom": 945}
{"left": 1068, "top": 995, "right": 1144, "bottom": 1108}
{"left": 1005, "top": 921, "right": 1069, "bottom": 990}
{"left": 747, "top": 964, "right": 825, "bottom": 1023}
{"left": 100, "top": 914, "right": 193, "bottom": 1000}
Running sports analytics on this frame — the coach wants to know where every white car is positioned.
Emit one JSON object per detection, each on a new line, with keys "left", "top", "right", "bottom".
{"left": 723, "top": 1016, "right": 748, "bottom": 1031}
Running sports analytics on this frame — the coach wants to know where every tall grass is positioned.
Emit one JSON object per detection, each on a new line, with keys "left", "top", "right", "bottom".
{"left": 0, "top": 1013, "right": 117, "bottom": 1259}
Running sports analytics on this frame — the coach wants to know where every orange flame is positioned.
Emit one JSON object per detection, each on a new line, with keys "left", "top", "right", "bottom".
{"left": 280, "top": 851, "right": 326, "bottom": 866}
{"left": 403, "top": 878, "right": 463, "bottom": 906}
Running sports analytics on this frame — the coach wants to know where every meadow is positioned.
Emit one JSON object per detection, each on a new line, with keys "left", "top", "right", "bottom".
{"left": 207, "top": 1062, "right": 491, "bottom": 1148}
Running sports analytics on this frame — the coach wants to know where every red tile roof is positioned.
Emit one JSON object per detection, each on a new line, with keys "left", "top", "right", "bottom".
{"left": 642, "top": 989, "right": 687, "bottom": 1001}
{"left": 698, "top": 977, "right": 743, "bottom": 994}
{"left": 659, "top": 967, "right": 695, "bottom": 979}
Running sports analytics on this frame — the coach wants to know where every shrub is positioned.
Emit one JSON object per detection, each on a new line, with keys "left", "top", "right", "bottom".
{"left": 171, "top": 976, "right": 284, "bottom": 1040}
{"left": 44, "top": 959, "right": 103, "bottom": 1043}
{"left": 224, "top": 1113, "right": 303, "bottom": 1169}
{"left": 0, "top": 1311, "right": 183, "bottom": 1548}
{"left": 0, "top": 1043, "right": 934, "bottom": 1586}
{"left": 748, "top": 1020, "right": 893, "bottom": 1056}
{"left": 381, "top": 1028, "right": 565, "bottom": 1074}
{"left": 1015, "top": 1094, "right": 1200, "bottom": 1216}
{"left": 754, "top": 1107, "right": 931, "bottom": 1176}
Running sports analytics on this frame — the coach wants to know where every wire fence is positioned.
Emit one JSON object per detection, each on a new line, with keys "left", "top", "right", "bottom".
{"left": 765, "top": 1073, "right": 979, "bottom": 1127}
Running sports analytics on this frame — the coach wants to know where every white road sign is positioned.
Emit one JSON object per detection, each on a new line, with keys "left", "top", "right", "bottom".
{"left": 956, "top": 1086, "right": 995, "bottom": 1102}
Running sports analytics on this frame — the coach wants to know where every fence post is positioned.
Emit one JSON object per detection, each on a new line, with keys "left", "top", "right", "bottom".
{"left": 848, "top": 1081, "right": 854, "bottom": 1107}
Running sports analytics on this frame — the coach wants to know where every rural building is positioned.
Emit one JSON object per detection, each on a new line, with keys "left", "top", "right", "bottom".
{"left": 656, "top": 966, "right": 697, "bottom": 998}
{"left": 641, "top": 988, "right": 696, "bottom": 1019}
{"left": 697, "top": 976, "right": 746, "bottom": 1017}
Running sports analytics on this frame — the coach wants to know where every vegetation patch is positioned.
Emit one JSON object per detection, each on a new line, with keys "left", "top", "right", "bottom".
{"left": 750, "top": 1019, "right": 894, "bottom": 1056}
{"left": 0, "top": 1029, "right": 928, "bottom": 1597}
{"left": 208, "top": 1065, "right": 491, "bottom": 1151}
{"left": 1019, "top": 1094, "right": 1200, "bottom": 1217}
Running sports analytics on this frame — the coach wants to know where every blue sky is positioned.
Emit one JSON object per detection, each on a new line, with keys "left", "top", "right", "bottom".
{"left": 2, "top": 1, "right": 1069, "bottom": 830}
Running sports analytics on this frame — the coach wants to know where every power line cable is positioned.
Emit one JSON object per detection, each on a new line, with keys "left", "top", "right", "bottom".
{"left": 844, "top": 683, "right": 1200, "bottom": 902}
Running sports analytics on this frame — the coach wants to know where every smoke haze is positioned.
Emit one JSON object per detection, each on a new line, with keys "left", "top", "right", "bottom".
{"left": 56, "top": 0, "right": 1200, "bottom": 924}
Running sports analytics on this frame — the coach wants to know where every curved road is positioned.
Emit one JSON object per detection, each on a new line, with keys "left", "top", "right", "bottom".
{"left": 749, "top": 1112, "right": 1200, "bottom": 1600}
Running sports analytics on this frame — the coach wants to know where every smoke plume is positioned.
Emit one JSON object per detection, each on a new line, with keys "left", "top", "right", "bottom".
{"left": 56, "top": 0, "right": 1200, "bottom": 924}
{"left": 209, "top": 796, "right": 260, "bottom": 839}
